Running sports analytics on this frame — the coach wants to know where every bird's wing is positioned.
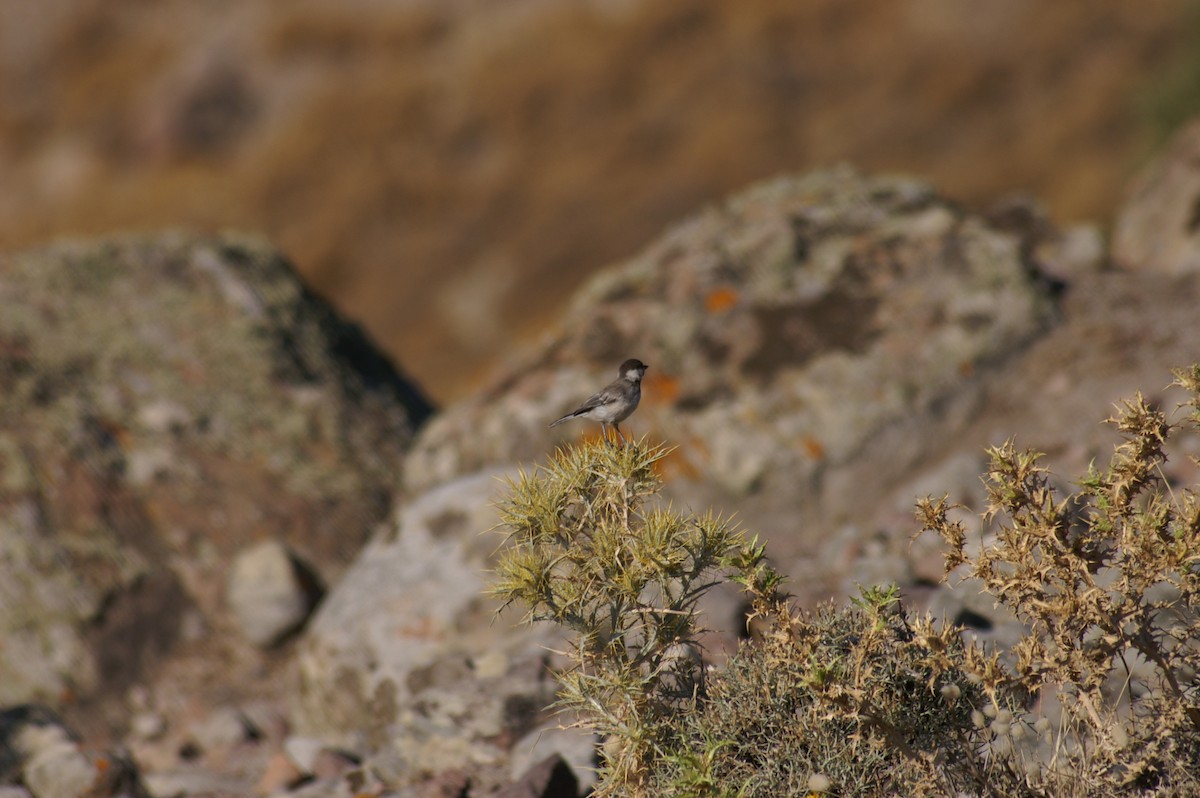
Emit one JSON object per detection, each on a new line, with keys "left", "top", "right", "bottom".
{"left": 583, "top": 386, "right": 618, "bottom": 409}
{"left": 549, "top": 385, "right": 616, "bottom": 426}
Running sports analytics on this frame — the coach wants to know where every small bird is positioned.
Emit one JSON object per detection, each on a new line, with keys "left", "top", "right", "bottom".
{"left": 550, "top": 358, "right": 649, "bottom": 444}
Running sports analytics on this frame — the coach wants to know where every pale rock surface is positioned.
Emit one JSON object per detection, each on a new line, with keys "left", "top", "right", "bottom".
{"left": 404, "top": 168, "right": 1073, "bottom": 607}
{"left": 282, "top": 736, "right": 326, "bottom": 774}
{"left": 227, "top": 540, "right": 320, "bottom": 647}
{"left": 22, "top": 742, "right": 97, "bottom": 798}
{"left": 407, "top": 168, "right": 1060, "bottom": 514}
{"left": 141, "top": 770, "right": 252, "bottom": 798}
{"left": 0, "top": 707, "right": 147, "bottom": 798}
{"left": 190, "top": 706, "right": 253, "bottom": 752}
{"left": 293, "top": 469, "right": 561, "bottom": 789}
{"left": 255, "top": 751, "right": 303, "bottom": 795}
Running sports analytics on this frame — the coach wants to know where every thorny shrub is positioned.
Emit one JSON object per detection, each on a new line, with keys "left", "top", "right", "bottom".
{"left": 492, "top": 367, "right": 1200, "bottom": 797}
{"left": 918, "top": 366, "right": 1200, "bottom": 795}
{"left": 489, "top": 440, "right": 780, "bottom": 795}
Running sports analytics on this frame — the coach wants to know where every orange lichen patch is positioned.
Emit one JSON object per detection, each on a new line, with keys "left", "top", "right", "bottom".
{"left": 705, "top": 286, "right": 740, "bottom": 314}
{"left": 654, "top": 448, "right": 692, "bottom": 480}
{"left": 645, "top": 372, "right": 680, "bottom": 406}
{"left": 802, "top": 437, "right": 825, "bottom": 460}
{"left": 94, "top": 756, "right": 110, "bottom": 773}
{"left": 653, "top": 433, "right": 709, "bottom": 482}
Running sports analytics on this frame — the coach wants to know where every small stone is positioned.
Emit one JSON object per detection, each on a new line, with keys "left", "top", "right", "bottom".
{"left": 361, "top": 748, "right": 408, "bottom": 787}
{"left": 283, "top": 736, "right": 325, "bottom": 773}
{"left": 256, "top": 751, "right": 303, "bottom": 794}
{"left": 239, "top": 702, "right": 289, "bottom": 747}
{"left": 13, "top": 717, "right": 74, "bottom": 757}
{"left": 191, "top": 706, "right": 251, "bottom": 751}
{"left": 807, "top": 773, "right": 832, "bottom": 793}
{"left": 282, "top": 777, "right": 350, "bottom": 798}
{"left": 137, "top": 399, "right": 191, "bottom": 433}
{"left": 22, "top": 742, "right": 98, "bottom": 798}
{"left": 311, "top": 749, "right": 357, "bottom": 780}
{"left": 227, "top": 540, "right": 320, "bottom": 647}
{"left": 130, "top": 711, "right": 167, "bottom": 741}
{"left": 1036, "top": 223, "right": 1104, "bottom": 282}
{"left": 126, "top": 446, "right": 176, "bottom": 486}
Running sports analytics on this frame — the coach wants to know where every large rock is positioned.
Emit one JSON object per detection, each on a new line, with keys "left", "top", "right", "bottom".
{"left": 403, "top": 165, "right": 1200, "bottom": 619}
{"left": 294, "top": 470, "right": 561, "bottom": 790}
{"left": 406, "top": 168, "right": 1064, "bottom": 566}
{"left": 0, "top": 233, "right": 430, "bottom": 721}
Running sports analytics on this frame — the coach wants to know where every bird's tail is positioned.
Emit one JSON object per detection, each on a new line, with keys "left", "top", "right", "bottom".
{"left": 549, "top": 409, "right": 585, "bottom": 428}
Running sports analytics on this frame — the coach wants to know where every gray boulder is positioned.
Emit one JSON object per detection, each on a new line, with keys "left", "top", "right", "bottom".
{"left": 293, "top": 470, "right": 561, "bottom": 787}
{"left": 0, "top": 232, "right": 429, "bottom": 720}
{"left": 404, "top": 167, "right": 1072, "bottom": 602}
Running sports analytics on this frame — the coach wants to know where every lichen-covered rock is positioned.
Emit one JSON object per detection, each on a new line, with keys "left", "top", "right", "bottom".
{"left": 293, "top": 470, "right": 560, "bottom": 789}
{"left": 0, "top": 232, "right": 430, "bottom": 710}
{"left": 405, "top": 167, "right": 1062, "bottom": 547}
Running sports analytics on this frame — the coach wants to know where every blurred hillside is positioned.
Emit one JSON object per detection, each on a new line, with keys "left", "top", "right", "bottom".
{"left": 1, "top": 0, "right": 1196, "bottom": 400}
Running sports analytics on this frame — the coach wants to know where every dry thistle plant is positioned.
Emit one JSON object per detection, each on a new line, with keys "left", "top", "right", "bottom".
{"left": 491, "top": 440, "right": 1015, "bottom": 797}
{"left": 919, "top": 365, "right": 1200, "bottom": 795}
{"left": 491, "top": 367, "right": 1200, "bottom": 797}
{"left": 644, "top": 584, "right": 1016, "bottom": 797}
{"left": 489, "top": 439, "right": 779, "bottom": 796}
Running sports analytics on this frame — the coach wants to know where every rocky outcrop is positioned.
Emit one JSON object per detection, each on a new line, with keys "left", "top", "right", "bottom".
{"left": 11, "top": 120, "right": 1200, "bottom": 794}
{"left": 412, "top": 168, "right": 1061, "bottom": 484}
{"left": 401, "top": 159, "right": 1200, "bottom": 622}
{"left": 405, "top": 168, "right": 1073, "bottom": 575}
{"left": 0, "top": 232, "right": 429, "bottom": 723}
{"left": 293, "top": 469, "right": 568, "bottom": 793}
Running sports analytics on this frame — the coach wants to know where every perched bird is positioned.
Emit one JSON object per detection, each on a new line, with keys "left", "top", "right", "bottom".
{"left": 550, "top": 358, "right": 649, "bottom": 443}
